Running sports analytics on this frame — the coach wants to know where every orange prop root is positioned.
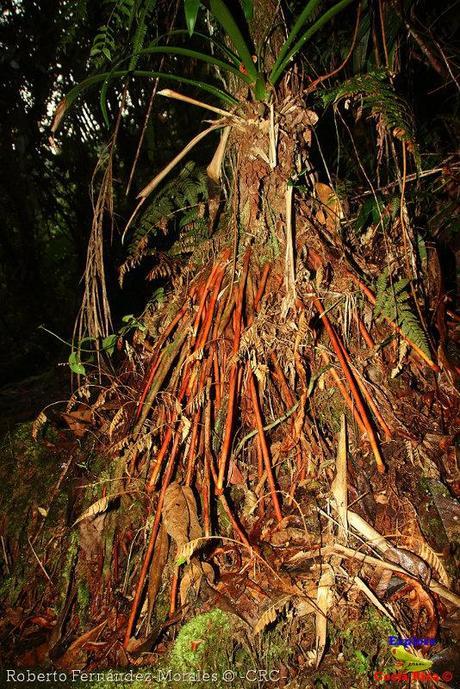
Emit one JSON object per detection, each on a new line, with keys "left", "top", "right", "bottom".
{"left": 327, "top": 361, "right": 368, "bottom": 436}
{"left": 124, "top": 431, "right": 181, "bottom": 648}
{"left": 169, "top": 568, "right": 179, "bottom": 617}
{"left": 335, "top": 333, "right": 392, "bottom": 440}
{"left": 313, "top": 297, "right": 385, "bottom": 473}
{"left": 217, "top": 250, "right": 251, "bottom": 491}
{"left": 135, "top": 303, "right": 188, "bottom": 420}
{"left": 355, "top": 312, "right": 375, "bottom": 349}
{"left": 254, "top": 263, "right": 270, "bottom": 312}
{"left": 249, "top": 372, "right": 283, "bottom": 522}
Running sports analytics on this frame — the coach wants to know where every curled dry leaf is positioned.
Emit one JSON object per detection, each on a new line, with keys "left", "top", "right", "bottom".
{"left": 315, "top": 182, "right": 343, "bottom": 233}
{"left": 417, "top": 541, "right": 451, "bottom": 587}
{"left": 253, "top": 595, "right": 291, "bottom": 634}
{"left": 162, "top": 483, "right": 211, "bottom": 606}
{"left": 61, "top": 407, "right": 93, "bottom": 438}
{"left": 179, "top": 561, "right": 214, "bottom": 606}
{"left": 207, "top": 126, "right": 231, "bottom": 183}
{"left": 162, "top": 482, "right": 201, "bottom": 548}
{"left": 32, "top": 411, "right": 47, "bottom": 440}
{"left": 54, "top": 620, "right": 107, "bottom": 670}
{"left": 389, "top": 573, "right": 438, "bottom": 639}
{"left": 73, "top": 493, "right": 124, "bottom": 526}
{"left": 51, "top": 96, "right": 69, "bottom": 133}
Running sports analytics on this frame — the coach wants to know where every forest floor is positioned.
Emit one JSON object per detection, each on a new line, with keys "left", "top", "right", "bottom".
{"left": 1, "top": 283, "right": 460, "bottom": 689}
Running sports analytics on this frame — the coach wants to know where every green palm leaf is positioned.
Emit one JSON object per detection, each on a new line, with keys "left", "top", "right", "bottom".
{"left": 270, "top": 0, "right": 355, "bottom": 85}
{"left": 208, "top": 0, "right": 258, "bottom": 82}
{"left": 52, "top": 70, "right": 237, "bottom": 132}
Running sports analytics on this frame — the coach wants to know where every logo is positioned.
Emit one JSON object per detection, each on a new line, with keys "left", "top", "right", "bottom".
{"left": 388, "top": 636, "right": 436, "bottom": 649}
{"left": 374, "top": 670, "right": 453, "bottom": 683}
{"left": 389, "top": 646, "right": 433, "bottom": 673}
{"left": 374, "top": 646, "right": 453, "bottom": 684}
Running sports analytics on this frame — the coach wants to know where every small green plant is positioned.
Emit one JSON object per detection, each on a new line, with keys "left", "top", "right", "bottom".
{"left": 339, "top": 606, "right": 397, "bottom": 680}
{"left": 67, "top": 314, "right": 146, "bottom": 375}
{"left": 102, "top": 314, "right": 146, "bottom": 355}
{"left": 348, "top": 649, "right": 371, "bottom": 676}
{"left": 354, "top": 195, "right": 400, "bottom": 235}
{"left": 314, "top": 674, "right": 336, "bottom": 689}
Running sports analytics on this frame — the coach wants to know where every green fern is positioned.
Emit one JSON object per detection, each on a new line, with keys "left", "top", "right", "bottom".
{"left": 322, "top": 71, "right": 417, "bottom": 152}
{"left": 120, "top": 162, "right": 209, "bottom": 282}
{"left": 128, "top": 0, "right": 157, "bottom": 70}
{"left": 170, "top": 214, "right": 209, "bottom": 257}
{"left": 90, "top": 24, "right": 117, "bottom": 64}
{"left": 374, "top": 270, "right": 430, "bottom": 359}
{"left": 130, "top": 161, "right": 208, "bottom": 248}
{"left": 89, "top": 0, "right": 137, "bottom": 66}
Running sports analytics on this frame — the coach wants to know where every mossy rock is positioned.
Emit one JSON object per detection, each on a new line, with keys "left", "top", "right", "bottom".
{"left": 169, "top": 609, "right": 235, "bottom": 672}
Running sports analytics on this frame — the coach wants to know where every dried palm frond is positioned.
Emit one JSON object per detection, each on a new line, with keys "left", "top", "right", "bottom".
{"left": 74, "top": 146, "right": 114, "bottom": 367}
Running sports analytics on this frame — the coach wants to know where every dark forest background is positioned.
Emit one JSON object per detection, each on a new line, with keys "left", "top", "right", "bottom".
{"left": 0, "top": 0, "right": 458, "bottom": 408}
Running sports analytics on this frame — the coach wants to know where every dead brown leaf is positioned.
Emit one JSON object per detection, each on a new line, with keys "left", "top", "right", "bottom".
{"left": 147, "top": 524, "right": 169, "bottom": 621}
{"left": 54, "top": 620, "right": 107, "bottom": 670}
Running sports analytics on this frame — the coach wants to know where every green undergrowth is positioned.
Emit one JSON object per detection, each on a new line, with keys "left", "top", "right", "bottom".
{"left": 0, "top": 423, "right": 60, "bottom": 530}
{"left": 0, "top": 606, "right": 399, "bottom": 689}
{"left": 315, "top": 607, "right": 398, "bottom": 689}
{"left": 0, "top": 422, "right": 112, "bottom": 609}
{"left": 86, "top": 608, "right": 291, "bottom": 689}
{"left": 0, "top": 423, "right": 66, "bottom": 603}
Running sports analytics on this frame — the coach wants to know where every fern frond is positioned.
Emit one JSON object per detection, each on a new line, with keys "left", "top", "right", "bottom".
{"left": 129, "top": 161, "right": 208, "bottom": 251}
{"left": 145, "top": 253, "right": 178, "bottom": 281}
{"left": 121, "top": 162, "right": 209, "bottom": 281}
{"left": 128, "top": 0, "right": 157, "bottom": 70}
{"left": 322, "top": 71, "right": 417, "bottom": 151}
{"left": 90, "top": 24, "right": 117, "bottom": 64}
{"left": 374, "top": 273, "right": 430, "bottom": 358}
{"left": 89, "top": 0, "right": 137, "bottom": 66}
{"left": 170, "top": 217, "right": 209, "bottom": 256}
